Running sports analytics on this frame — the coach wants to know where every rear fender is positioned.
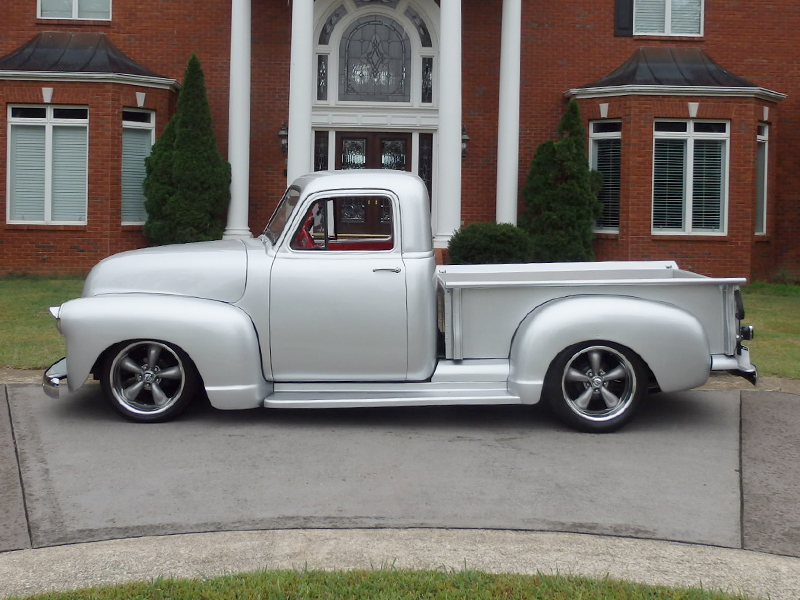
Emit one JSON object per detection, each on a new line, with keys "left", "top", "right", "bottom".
{"left": 59, "top": 294, "right": 271, "bottom": 409}
{"left": 509, "top": 295, "right": 711, "bottom": 403}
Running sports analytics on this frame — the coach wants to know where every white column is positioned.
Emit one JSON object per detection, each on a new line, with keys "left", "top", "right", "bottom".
{"left": 287, "top": 0, "right": 314, "bottom": 183}
{"left": 433, "top": 0, "right": 463, "bottom": 247}
{"left": 224, "top": 0, "right": 253, "bottom": 239}
{"left": 495, "top": 0, "right": 522, "bottom": 224}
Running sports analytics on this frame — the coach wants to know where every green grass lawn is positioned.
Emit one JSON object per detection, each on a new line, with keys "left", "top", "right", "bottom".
{"left": 0, "top": 276, "right": 798, "bottom": 378}
{"left": 6, "top": 569, "right": 750, "bottom": 600}
{"left": 0, "top": 276, "right": 84, "bottom": 370}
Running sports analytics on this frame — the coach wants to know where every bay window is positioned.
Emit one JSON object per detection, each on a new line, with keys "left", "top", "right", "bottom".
{"left": 652, "top": 120, "right": 728, "bottom": 234}
{"left": 590, "top": 121, "right": 621, "bottom": 231}
{"left": 121, "top": 110, "right": 155, "bottom": 224}
{"left": 7, "top": 106, "right": 88, "bottom": 224}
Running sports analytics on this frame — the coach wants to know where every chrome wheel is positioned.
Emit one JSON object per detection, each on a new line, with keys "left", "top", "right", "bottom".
{"left": 545, "top": 342, "right": 646, "bottom": 432}
{"left": 102, "top": 341, "right": 197, "bottom": 422}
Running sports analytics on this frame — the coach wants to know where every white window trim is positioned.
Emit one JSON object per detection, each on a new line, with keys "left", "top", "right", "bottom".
{"left": 755, "top": 124, "right": 769, "bottom": 235}
{"left": 38, "top": 0, "right": 112, "bottom": 21}
{"left": 7, "top": 105, "right": 89, "bottom": 225}
{"left": 651, "top": 119, "right": 729, "bottom": 236}
{"left": 633, "top": 0, "right": 704, "bottom": 37}
{"left": 589, "top": 120, "right": 622, "bottom": 233}
{"left": 121, "top": 109, "right": 156, "bottom": 225}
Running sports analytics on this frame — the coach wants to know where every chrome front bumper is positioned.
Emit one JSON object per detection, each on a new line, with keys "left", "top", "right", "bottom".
{"left": 43, "top": 358, "right": 68, "bottom": 399}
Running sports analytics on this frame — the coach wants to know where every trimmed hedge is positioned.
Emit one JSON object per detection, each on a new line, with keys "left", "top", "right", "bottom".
{"left": 448, "top": 222, "right": 535, "bottom": 264}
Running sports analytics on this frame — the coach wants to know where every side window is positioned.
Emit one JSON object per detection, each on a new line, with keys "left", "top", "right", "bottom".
{"left": 121, "top": 109, "right": 155, "bottom": 224}
{"left": 590, "top": 120, "right": 621, "bottom": 231}
{"left": 291, "top": 196, "right": 395, "bottom": 251}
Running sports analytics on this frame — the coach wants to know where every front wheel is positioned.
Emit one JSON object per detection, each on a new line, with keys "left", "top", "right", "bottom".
{"left": 101, "top": 340, "right": 199, "bottom": 422}
{"left": 544, "top": 342, "right": 647, "bottom": 433}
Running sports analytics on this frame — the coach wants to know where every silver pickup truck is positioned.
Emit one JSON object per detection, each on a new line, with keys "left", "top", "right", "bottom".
{"left": 43, "top": 170, "right": 756, "bottom": 432}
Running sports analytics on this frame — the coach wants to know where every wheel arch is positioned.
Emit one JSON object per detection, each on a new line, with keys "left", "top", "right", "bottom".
{"left": 59, "top": 294, "right": 271, "bottom": 409}
{"left": 508, "top": 294, "right": 711, "bottom": 403}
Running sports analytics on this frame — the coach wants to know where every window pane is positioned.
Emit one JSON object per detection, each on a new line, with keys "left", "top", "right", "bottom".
{"left": 691, "top": 140, "right": 723, "bottom": 231}
{"left": 78, "top": 0, "right": 110, "bottom": 19}
{"left": 122, "top": 128, "right": 152, "bottom": 223}
{"left": 694, "top": 122, "right": 726, "bottom": 134}
{"left": 53, "top": 108, "right": 88, "bottom": 120}
{"left": 592, "top": 122, "right": 622, "bottom": 134}
{"left": 381, "top": 139, "right": 407, "bottom": 170}
{"left": 671, "top": 0, "right": 701, "bottom": 34}
{"left": 51, "top": 126, "right": 87, "bottom": 222}
{"left": 317, "top": 55, "right": 328, "bottom": 101}
{"left": 655, "top": 121, "right": 687, "bottom": 133}
{"left": 634, "top": 0, "right": 666, "bottom": 33}
{"left": 11, "top": 107, "right": 47, "bottom": 119}
{"left": 314, "top": 131, "right": 329, "bottom": 172}
{"left": 756, "top": 140, "right": 767, "bottom": 234}
{"left": 122, "top": 110, "right": 152, "bottom": 124}
{"left": 594, "top": 139, "right": 621, "bottom": 229}
{"left": 418, "top": 133, "right": 434, "bottom": 202}
{"left": 8, "top": 125, "right": 46, "bottom": 221}
{"left": 339, "top": 16, "right": 411, "bottom": 102}
{"left": 40, "top": 0, "right": 73, "bottom": 18}
{"left": 652, "top": 139, "right": 686, "bottom": 230}
{"left": 421, "top": 57, "right": 433, "bottom": 104}
{"left": 341, "top": 138, "right": 367, "bottom": 169}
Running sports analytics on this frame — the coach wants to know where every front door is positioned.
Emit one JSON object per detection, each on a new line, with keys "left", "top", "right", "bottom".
{"left": 336, "top": 132, "right": 412, "bottom": 171}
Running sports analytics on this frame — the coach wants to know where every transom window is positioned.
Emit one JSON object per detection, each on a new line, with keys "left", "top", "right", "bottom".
{"left": 121, "top": 110, "right": 155, "bottom": 224}
{"left": 7, "top": 105, "right": 88, "bottom": 224}
{"left": 652, "top": 120, "right": 728, "bottom": 234}
{"left": 590, "top": 121, "right": 622, "bottom": 231}
{"left": 39, "top": 0, "right": 112, "bottom": 20}
{"left": 634, "top": 0, "right": 702, "bottom": 36}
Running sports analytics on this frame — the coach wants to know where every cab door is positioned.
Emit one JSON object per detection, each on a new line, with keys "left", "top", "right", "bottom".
{"left": 269, "top": 192, "right": 408, "bottom": 381}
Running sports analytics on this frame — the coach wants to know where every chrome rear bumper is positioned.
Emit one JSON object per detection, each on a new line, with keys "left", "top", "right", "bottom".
{"left": 43, "top": 358, "right": 68, "bottom": 399}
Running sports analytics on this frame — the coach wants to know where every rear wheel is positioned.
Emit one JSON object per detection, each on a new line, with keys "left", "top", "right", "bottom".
{"left": 101, "top": 340, "right": 198, "bottom": 422}
{"left": 544, "top": 342, "right": 647, "bottom": 433}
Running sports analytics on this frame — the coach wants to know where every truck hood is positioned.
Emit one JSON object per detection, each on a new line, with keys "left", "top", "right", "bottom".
{"left": 82, "top": 240, "right": 248, "bottom": 303}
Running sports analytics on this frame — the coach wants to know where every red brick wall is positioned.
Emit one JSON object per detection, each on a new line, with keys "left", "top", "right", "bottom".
{"left": 2, "top": 0, "right": 800, "bottom": 279}
{"left": 0, "top": 80, "right": 173, "bottom": 274}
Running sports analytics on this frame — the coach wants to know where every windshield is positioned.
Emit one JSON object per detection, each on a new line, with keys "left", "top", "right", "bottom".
{"left": 262, "top": 187, "right": 301, "bottom": 244}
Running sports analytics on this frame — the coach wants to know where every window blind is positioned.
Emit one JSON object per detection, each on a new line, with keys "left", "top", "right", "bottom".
{"left": 671, "top": 0, "right": 701, "bottom": 34}
{"left": 79, "top": 0, "right": 111, "bottom": 19}
{"left": 595, "top": 139, "right": 621, "bottom": 229}
{"left": 40, "top": 0, "right": 72, "bottom": 18}
{"left": 691, "top": 140, "right": 723, "bottom": 231}
{"left": 634, "top": 0, "right": 666, "bottom": 34}
{"left": 652, "top": 139, "right": 685, "bottom": 230}
{"left": 8, "top": 125, "right": 46, "bottom": 221}
{"left": 121, "top": 128, "right": 152, "bottom": 223}
{"left": 51, "top": 126, "right": 88, "bottom": 222}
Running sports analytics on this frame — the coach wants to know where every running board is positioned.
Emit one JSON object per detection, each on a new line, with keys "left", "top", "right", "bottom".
{"left": 264, "top": 382, "right": 520, "bottom": 409}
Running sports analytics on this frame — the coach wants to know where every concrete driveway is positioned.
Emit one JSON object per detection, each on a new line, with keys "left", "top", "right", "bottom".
{"left": 2, "top": 382, "right": 800, "bottom": 597}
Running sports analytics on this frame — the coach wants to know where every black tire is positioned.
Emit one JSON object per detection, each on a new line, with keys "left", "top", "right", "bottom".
{"left": 100, "top": 340, "right": 199, "bottom": 423}
{"left": 544, "top": 341, "right": 647, "bottom": 433}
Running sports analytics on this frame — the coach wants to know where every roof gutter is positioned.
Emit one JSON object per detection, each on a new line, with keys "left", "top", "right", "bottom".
{"left": 0, "top": 70, "right": 179, "bottom": 91}
{"left": 566, "top": 84, "right": 786, "bottom": 102}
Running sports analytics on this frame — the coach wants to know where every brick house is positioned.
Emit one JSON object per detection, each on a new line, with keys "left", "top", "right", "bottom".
{"left": 1, "top": 0, "right": 797, "bottom": 280}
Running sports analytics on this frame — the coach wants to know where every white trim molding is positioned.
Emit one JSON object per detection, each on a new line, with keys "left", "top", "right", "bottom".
{"left": 567, "top": 85, "right": 786, "bottom": 102}
{"left": 0, "top": 70, "right": 178, "bottom": 91}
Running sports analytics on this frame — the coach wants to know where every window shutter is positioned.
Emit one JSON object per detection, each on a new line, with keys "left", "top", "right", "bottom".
{"left": 595, "top": 139, "right": 621, "bottom": 229}
{"left": 121, "top": 128, "right": 152, "bottom": 223}
{"left": 51, "top": 126, "right": 88, "bottom": 222}
{"left": 8, "top": 125, "right": 46, "bottom": 221}
{"left": 614, "top": 0, "right": 634, "bottom": 37}
{"left": 691, "top": 140, "right": 723, "bottom": 231}
{"left": 634, "top": 0, "right": 666, "bottom": 34}
{"left": 670, "top": 0, "right": 702, "bottom": 34}
{"left": 652, "top": 138, "right": 685, "bottom": 230}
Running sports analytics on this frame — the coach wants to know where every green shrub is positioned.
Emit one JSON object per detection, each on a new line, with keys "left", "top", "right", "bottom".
{"left": 143, "top": 54, "right": 231, "bottom": 245}
{"left": 448, "top": 222, "right": 535, "bottom": 264}
{"left": 519, "top": 100, "right": 602, "bottom": 262}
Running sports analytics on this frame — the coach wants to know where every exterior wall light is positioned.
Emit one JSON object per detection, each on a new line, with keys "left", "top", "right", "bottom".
{"left": 461, "top": 125, "right": 470, "bottom": 158}
{"left": 278, "top": 122, "right": 289, "bottom": 155}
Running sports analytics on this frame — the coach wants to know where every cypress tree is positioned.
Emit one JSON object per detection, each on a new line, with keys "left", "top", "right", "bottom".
{"left": 143, "top": 54, "right": 231, "bottom": 245}
{"left": 519, "top": 100, "right": 603, "bottom": 262}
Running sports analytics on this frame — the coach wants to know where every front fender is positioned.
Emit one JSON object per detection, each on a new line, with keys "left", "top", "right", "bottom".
{"left": 509, "top": 295, "right": 711, "bottom": 403}
{"left": 59, "top": 294, "right": 271, "bottom": 409}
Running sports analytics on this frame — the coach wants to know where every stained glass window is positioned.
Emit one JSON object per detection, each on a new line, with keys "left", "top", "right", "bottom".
{"left": 339, "top": 16, "right": 410, "bottom": 102}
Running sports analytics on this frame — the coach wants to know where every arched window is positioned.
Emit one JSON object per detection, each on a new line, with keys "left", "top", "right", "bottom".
{"left": 338, "top": 16, "right": 410, "bottom": 102}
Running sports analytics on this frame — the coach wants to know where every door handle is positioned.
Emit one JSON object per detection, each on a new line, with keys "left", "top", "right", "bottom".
{"left": 373, "top": 267, "right": 401, "bottom": 273}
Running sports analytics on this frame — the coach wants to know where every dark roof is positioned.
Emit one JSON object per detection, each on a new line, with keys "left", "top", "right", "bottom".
{"left": 581, "top": 47, "right": 757, "bottom": 90}
{"left": 0, "top": 31, "right": 166, "bottom": 78}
